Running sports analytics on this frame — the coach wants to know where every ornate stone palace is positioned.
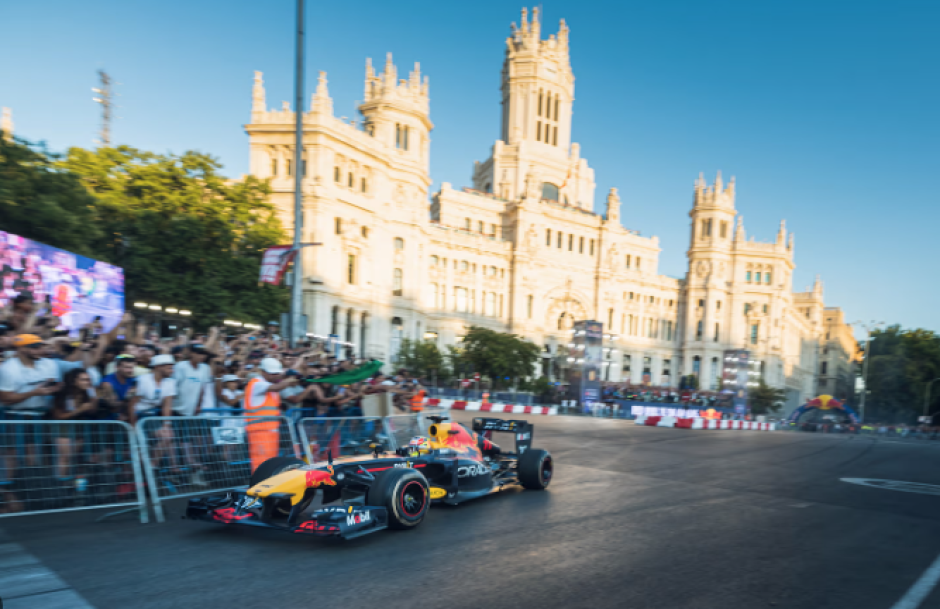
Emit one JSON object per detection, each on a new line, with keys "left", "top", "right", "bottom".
{"left": 244, "top": 8, "right": 855, "bottom": 411}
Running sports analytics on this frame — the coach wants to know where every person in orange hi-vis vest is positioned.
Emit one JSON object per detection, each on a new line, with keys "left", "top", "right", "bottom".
{"left": 409, "top": 388, "right": 426, "bottom": 412}
{"left": 244, "top": 358, "right": 299, "bottom": 471}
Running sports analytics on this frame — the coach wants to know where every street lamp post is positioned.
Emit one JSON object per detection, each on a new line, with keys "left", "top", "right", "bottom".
{"left": 925, "top": 378, "right": 940, "bottom": 418}
{"left": 289, "top": 0, "right": 306, "bottom": 348}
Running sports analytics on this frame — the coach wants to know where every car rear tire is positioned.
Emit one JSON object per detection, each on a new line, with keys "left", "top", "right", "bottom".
{"left": 518, "top": 448, "right": 552, "bottom": 490}
{"left": 367, "top": 468, "right": 430, "bottom": 530}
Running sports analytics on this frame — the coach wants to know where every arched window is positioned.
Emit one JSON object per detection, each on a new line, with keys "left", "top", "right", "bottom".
{"left": 541, "top": 182, "right": 560, "bottom": 202}
{"left": 489, "top": 265, "right": 497, "bottom": 276}
{"left": 393, "top": 237, "right": 404, "bottom": 250}
{"left": 557, "top": 312, "right": 567, "bottom": 330}
{"left": 430, "top": 255, "right": 438, "bottom": 266}
{"left": 393, "top": 268, "right": 403, "bottom": 296}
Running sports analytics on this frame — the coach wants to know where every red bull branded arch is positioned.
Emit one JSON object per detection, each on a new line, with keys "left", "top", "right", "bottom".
{"left": 787, "top": 395, "right": 860, "bottom": 424}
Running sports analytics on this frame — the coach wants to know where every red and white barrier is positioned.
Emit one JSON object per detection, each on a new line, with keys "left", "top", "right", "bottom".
{"left": 430, "top": 399, "right": 557, "bottom": 416}
{"left": 634, "top": 417, "right": 775, "bottom": 431}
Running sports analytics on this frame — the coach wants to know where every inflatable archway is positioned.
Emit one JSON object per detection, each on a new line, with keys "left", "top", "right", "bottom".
{"left": 787, "top": 395, "right": 859, "bottom": 424}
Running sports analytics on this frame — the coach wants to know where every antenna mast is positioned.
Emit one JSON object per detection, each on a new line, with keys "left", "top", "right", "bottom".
{"left": 92, "top": 70, "right": 113, "bottom": 146}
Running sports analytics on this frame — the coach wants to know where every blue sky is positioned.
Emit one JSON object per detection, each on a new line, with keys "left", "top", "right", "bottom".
{"left": 1, "top": 0, "right": 937, "bottom": 335}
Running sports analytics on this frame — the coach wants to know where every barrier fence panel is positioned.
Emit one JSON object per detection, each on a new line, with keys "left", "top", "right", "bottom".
{"left": 0, "top": 419, "right": 148, "bottom": 523}
{"left": 136, "top": 415, "right": 301, "bottom": 523}
{"left": 296, "top": 416, "right": 389, "bottom": 463}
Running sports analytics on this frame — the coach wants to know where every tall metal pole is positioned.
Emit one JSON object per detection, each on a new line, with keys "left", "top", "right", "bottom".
{"left": 290, "top": 0, "right": 306, "bottom": 347}
{"left": 858, "top": 330, "right": 872, "bottom": 423}
{"left": 925, "top": 378, "right": 940, "bottom": 418}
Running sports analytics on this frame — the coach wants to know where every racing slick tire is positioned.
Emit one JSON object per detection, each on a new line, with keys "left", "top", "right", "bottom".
{"left": 366, "top": 468, "right": 430, "bottom": 530}
{"left": 250, "top": 457, "right": 309, "bottom": 519}
{"left": 518, "top": 448, "right": 553, "bottom": 490}
{"left": 250, "top": 456, "right": 305, "bottom": 487}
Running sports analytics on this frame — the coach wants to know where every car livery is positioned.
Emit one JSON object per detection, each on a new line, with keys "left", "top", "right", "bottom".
{"left": 186, "top": 415, "right": 553, "bottom": 540}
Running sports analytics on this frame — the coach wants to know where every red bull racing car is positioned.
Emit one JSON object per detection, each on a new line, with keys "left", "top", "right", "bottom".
{"left": 186, "top": 415, "right": 553, "bottom": 540}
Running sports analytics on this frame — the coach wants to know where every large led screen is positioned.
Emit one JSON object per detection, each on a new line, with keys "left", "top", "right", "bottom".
{"left": 1, "top": 231, "right": 125, "bottom": 334}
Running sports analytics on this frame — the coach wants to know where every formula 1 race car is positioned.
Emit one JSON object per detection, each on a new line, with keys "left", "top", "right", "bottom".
{"left": 186, "top": 415, "right": 553, "bottom": 540}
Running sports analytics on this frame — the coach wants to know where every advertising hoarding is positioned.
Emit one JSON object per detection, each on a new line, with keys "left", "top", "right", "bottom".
{"left": 0, "top": 231, "right": 125, "bottom": 334}
{"left": 570, "top": 320, "right": 603, "bottom": 406}
{"left": 722, "top": 349, "right": 751, "bottom": 415}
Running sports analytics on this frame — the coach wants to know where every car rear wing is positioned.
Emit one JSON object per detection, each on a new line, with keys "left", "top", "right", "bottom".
{"left": 471, "top": 417, "right": 533, "bottom": 455}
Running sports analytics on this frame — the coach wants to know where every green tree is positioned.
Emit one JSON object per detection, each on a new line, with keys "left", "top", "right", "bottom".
{"left": 0, "top": 137, "right": 102, "bottom": 255}
{"left": 396, "top": 338, "right": 449, "bottom": 381}
{"left": 450, "top": 326, "right": 540, "bottom": 389}
{"left": 57, "top": 146, "right": 288, "bottom": 327}
{"left": 749, "top": 380, "right": 786, "bottom": 415}
{"left": 865, "top": 326, "right": 940, "bottom": 423}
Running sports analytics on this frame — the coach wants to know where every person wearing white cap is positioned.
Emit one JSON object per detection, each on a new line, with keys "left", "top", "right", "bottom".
{"left": 217, "top": 374, "right": 243, "bottom": 408}
{"left": 133, "top": 354, "right": 177, "bottom": 424}
{"left": 244, "top": 357, "right": 298, "bottom": 470}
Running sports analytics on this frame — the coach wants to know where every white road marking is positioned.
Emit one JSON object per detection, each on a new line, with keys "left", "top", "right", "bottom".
{"left": 889, "top": 550, "right": 940, "bottom": 609}
{"left": 840, "top": 478, "right": 940, "bottom": 496}
{"left": 0, "top": 542, "right": 95, "bottom": 608}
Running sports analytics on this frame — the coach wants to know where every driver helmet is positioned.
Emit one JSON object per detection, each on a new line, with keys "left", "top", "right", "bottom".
{"left": 408, "top": 436, "right": 431, "bottom": 454}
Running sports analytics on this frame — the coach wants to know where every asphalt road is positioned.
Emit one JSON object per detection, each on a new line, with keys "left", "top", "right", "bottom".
{"left": 3, "top": 413, "right": 940, "bottom": 609}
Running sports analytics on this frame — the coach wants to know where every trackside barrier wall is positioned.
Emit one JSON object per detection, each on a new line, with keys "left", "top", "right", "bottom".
{"left": 0, "top": 419, "right": 148, "bottom": 523}
{"left": 136, "top": 415, "right": 301, "bottom": 523}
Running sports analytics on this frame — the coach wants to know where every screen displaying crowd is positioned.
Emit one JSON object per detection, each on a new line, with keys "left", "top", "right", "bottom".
{"left": 0, "top": 231, "right": 124, "bottom": 335}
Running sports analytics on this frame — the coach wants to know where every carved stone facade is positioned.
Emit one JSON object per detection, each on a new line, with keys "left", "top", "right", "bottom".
{"left": 244, "top": 8, "right": 854, "bottom": 412}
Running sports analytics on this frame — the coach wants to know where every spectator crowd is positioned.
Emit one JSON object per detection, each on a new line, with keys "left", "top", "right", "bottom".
{"left": 0, "top": 295, "right": 427, "bottom": 514}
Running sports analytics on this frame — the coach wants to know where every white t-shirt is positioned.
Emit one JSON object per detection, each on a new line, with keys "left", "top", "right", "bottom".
{"left": 246, "top": 378, "right": 273, "bottom": 408}
{"left": 221, "top": 387, "right": 243, "bottom": 407}
{"left": 135, "top": 373, "right": 177, "bottom": 413}
{"left": 172, "top": 361, "right": 212, "bottom": 416}
{"left": 0, "top": 356, "right": 62, "bottom": 413}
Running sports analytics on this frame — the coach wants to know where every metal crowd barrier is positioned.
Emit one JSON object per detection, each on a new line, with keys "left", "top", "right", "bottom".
{"left": 136, "top": 415, "right": 301, "bottom": 523}
{"left": 0, "top": 419, "right": 148, "bottom": 523}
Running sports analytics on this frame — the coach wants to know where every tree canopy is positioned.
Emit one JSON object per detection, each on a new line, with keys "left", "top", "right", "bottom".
{"left": 1, "top": 137, "right": 288, "bottom": 327}
{"left": 749, "top": 380, "right": 786, "bottom": 415}
{"left": 865, "top": 325, "right": 940, "bottom": 423}
{"left": 396, "top": 338, "right": 449, "bottom": 381}
{"left": 450, "top": 326, "right": 541, "bottom": 389}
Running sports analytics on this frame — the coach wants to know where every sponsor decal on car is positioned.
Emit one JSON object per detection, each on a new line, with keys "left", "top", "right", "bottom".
{"left": 457, "top": 463, "right": 489, "bottom": 478}
{"left": 394, "top": 461, "right": 414, "bottom": 469}
{"left": 517, "top": 432, "right": 531, "bottom": 441}
{"left": 346, "top": 511, "right": 371, "bottom": 526}
{"left": 305, "top": 466, "right": 337, "bottom": 488}
{"left": 429, "top": 487, "right": 448, "bottom": 499}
